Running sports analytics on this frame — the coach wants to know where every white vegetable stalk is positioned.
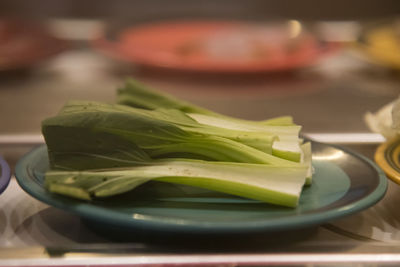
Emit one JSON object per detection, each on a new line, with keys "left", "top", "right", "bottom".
{"left": 46, "top": 159, "right": 309, "bottom": 207}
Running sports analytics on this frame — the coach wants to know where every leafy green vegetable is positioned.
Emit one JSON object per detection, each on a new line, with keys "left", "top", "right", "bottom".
{"left": 43, "top": 126, "right": 151, "bottom": 170}
{"left": 59, "top": 100, "right": 280, "bottom": 154}
{"left": 42, "top": 101, "right": 298, "bottom": 166}
{"left": 117, "top": 79, "right": 304, "bottom": 160}
{"left": 117, "top": 79, "right": 218, "bottom": 116}
{"left": 118, "top": 79, "right": 296, "bottom": 127}
{"left": 45, "top": 159, "right": 308, "bottom": 207}
{"left": 41, "top": 79, "right": 313, "bottom": 208}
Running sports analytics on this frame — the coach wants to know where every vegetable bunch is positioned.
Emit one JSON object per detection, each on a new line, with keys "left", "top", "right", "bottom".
{"left": 42, "top": 79, "right": 312, "bottom": 207}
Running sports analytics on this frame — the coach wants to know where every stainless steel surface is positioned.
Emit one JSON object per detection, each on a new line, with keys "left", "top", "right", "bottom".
{"left": 0, "top": 133, "right": 386, "bottom": 146}
{"left": 1, "top": 174, "right": 400, "bottom": 266}
{"left": 1, "top": 19, "right": 400, "bottom": 266}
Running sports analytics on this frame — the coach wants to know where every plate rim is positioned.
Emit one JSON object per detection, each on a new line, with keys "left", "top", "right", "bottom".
{"left": 0, "top": 155, "right": 11, "bottom": 195}
{"left": 91, "top": 20, "right": 340, "bottom": 73}
{"left": 375, "top": 138, "right": 400, "bottom": 185}
{"left": 15, "top": 142, "right": 387, "bottom": 233}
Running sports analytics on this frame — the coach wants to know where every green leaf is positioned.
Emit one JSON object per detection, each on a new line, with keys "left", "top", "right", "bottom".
{"left": 117, "top": 78, "right": 217, "bottom": 115}
{"left": 45, "top": 159, "right": 308, "bottom": 207}
{"left": 42, "top": 102, "right": 298, "bottom": 166}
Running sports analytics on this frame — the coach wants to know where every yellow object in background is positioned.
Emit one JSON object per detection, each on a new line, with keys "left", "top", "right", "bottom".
{"left": 360, "top": 25, "right": 400, "bottom": 69}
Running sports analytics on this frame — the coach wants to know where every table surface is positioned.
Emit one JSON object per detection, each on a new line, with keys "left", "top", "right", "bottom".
{"left": 1, "top": 19, "right": 400, "bottom": 266}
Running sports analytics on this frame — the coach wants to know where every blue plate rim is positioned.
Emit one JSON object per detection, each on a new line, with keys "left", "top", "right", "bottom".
{"left": 15, "top": 143, "right": 388, "bottom": 233}
{"left": 0, "top": 155, "right": 11, "bottom": 195}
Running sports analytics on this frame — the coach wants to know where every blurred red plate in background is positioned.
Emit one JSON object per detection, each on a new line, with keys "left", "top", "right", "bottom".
{"left": 92, "top": 20, "right": 339, "bottom": 73}
{"left": 0, "top": 19, "right": 67, "bottom": 71}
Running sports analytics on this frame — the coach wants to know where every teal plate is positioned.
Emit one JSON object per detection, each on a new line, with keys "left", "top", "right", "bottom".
{"left": 15, "top": 143, "right": 387, "bottom": 234}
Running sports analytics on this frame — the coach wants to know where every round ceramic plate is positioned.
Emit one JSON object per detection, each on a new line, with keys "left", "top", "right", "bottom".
{"left": 375, "top": 138, "right": 400, "bottom": 185}
{"left": 15, "top": 142, "right": 386, "bottom": 234}
{"left": 92, "top": 21, "right": 339, "bottom": 73}
{"left": 0, "top": 155, "right": 11, "bottom": 195}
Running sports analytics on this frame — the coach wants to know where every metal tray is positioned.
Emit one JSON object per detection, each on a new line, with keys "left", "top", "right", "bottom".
{"left": 1, "top": 137, "right": 400, "bottom": 266}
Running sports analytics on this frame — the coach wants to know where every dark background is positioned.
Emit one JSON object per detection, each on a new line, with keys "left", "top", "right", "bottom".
{"left": 0, "top": 0, "right": 399, "bottom": 21}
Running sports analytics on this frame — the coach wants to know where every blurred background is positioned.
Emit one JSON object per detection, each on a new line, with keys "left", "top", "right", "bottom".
{"left": 1, "top": 0, "right": 400, "bottom": 167}
{"left": 0, "top": 0, "right": 399, "bottom": 21}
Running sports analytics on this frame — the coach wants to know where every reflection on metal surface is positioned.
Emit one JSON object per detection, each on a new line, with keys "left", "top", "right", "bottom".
{"left": 305, "top": 133, "right": 385, "bottom": 144}
{"left": 323, "top": 223, "right": 378, "bottom": 242}
{"left": 325, "top": 180, "right": 400, "bottom": 244}
{"left": 131, "top": 213, "right": 188, "bottom": 225}
{"left": 4, "top": 252, "right": 400, "bottom": 266}
{"left": 0, "top": 247, "right": 49, "bottom": 259}
{"left": 0, "top": 133, "right": 385, "bottom": 146}
{"left": 313, "top": 150, "right": 344, "bottom": 161}
{"left": 0, "top": 135, "right": 44, "bottom": 145}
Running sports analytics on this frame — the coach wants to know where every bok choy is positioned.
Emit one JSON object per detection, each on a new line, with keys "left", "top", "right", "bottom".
{"left": 42, "top": 79, "right": 313, "bottom": 208}
{"left": 46, "top": 160, "right": 308, "bottom": 207}
{"left": 43, "top": 101, "right": 297, "bottom": 166}
{"left": 117, "top": 79, "right": 311, "bottom": 177}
